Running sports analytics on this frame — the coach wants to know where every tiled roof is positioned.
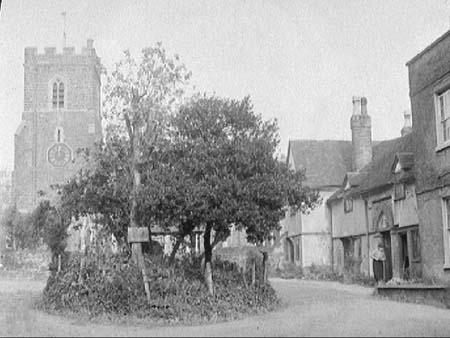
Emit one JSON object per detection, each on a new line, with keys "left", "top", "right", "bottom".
{"left": 327, "top": 132, "right": 416, "bottom": 203}
{"left": 287, "top": 140, "right": 353, "bottom": 188}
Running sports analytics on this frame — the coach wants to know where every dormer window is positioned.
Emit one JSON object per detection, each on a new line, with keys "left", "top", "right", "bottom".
{"left": 394, "top": 183, "right": 405, "bottom": 201}
{"left": 344, "top": 197, "right": 353, "bottom": 213}
{"left": 52, "top": 79, "right": 64, "bottom": 109}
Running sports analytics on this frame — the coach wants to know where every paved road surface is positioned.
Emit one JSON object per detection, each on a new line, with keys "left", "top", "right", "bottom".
{"left": 1, "top": 277, "right": 450, "bottom": 336}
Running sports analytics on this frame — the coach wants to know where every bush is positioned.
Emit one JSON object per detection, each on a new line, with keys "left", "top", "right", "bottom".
{"left": 275, "top": 262, "right": 303, "bottom": 279}
{"left": 304, "top": 264, "right": 343, "bottom": 282}
{"left": 343, "top": 272, "right": 376, "bottom": 286}
{"left": 37, "top": 253, "right": 280, "bottom": 323}
{"left": 1, "top": 245, "right": 50, "bottom": 270}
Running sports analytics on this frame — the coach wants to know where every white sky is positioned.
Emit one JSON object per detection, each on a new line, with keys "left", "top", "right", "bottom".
{"left": 1, "top": 0, "right": 450, "bottom": 170}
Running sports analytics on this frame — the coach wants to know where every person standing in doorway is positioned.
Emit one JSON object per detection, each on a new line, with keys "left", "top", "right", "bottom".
{"left": 370, "top": 242, "right": 386, "bottom": 283}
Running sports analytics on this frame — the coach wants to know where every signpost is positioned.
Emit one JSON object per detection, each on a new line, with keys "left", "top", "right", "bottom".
{"left": 127, "top": 227, "right": 151, "bottom": 303}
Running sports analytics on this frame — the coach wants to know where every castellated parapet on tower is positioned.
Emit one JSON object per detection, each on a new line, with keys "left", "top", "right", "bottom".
{"left": 14, "top": 39, "right": 103, "bottom": 212}
{"left": 351, "top": 96, "right": 372, "bottom": 172}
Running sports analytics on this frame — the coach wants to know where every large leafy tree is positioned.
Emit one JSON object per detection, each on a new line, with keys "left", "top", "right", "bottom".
{"left": 160, "top": 95, "right": 321, "bottom": 294}
{"left": 103, "top": 43, "right": 191, "bottom": 265}
{"left": 56, "top": 94, "right": 320, "bottom": 295}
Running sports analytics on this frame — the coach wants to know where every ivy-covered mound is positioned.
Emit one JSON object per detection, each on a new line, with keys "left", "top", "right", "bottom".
{"left": 37, "top": 253, "right": 280, "bottom": 324}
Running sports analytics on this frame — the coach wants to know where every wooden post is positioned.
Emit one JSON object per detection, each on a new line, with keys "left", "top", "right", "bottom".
{"left": 251, "top": 259, "right": 256, "bottom": 286}
{"left": 128, "top": 227, "right": 151, "bottom": 302}
{"left": 142, "top": 268, "right": 151, "bottom": 304}
{"left": 262, "top": 251, "right": 268, "bottom": 283}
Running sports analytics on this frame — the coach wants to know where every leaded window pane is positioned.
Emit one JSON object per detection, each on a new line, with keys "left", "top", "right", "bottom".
{"left": 52, "top": 82, "right": 58, "bottom": 108}
{"left": 58, "top": 82, "right": 64, "bottom": 107}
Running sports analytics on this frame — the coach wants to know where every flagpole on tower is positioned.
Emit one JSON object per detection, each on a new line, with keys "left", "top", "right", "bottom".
{"left": 61, "top": 11, "right": 67, "bottom": 48}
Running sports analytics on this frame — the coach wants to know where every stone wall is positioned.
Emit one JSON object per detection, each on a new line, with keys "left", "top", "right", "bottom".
{"left": 407, "top": 30, "right": 450, "bottom": 284}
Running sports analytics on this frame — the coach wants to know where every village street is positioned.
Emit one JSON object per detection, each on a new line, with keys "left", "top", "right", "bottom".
{"left": 1, "top": 277, "right": 450, "bottom": 337}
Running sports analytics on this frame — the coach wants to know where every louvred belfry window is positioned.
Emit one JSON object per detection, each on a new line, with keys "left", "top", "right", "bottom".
{"left": 58, "top": 82, "right": 64, "bottom": 107}
{"left": 52, "top": 82, "right": 58, "bottom": 108}
{"left": 52, "top": 79, "right": 64, "bottom": 109}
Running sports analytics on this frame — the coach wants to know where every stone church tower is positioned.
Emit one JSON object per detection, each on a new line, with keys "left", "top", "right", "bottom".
{"left": 13, "top": 39, "right": 102, "bottom": 212}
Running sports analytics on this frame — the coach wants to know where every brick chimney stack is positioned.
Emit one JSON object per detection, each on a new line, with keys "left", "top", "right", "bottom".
{"left": 351, "top": 96, "right": 372, "bottom": 171}
{"left": 401, "top": 110, "right": 412, "bottom": 136}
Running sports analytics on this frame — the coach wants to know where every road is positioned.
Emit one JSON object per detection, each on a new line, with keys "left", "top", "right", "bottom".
{"left": 1, "top": 277, "right": 450, "bottom": 336}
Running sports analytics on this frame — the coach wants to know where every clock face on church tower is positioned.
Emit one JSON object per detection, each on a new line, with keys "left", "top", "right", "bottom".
{"left": 48, "top": 143, "right": 72, "bottom": 167}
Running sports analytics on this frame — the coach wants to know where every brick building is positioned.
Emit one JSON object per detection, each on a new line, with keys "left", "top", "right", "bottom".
{"left": 406, "top": 29, "right": 450, "bottom": 283}
{"left": 13, "top": 39, "right": 102, "bottom": 212}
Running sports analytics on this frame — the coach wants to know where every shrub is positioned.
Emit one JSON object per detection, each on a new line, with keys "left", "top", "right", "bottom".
{"left": 343, "top": 271, "right": 376, "bottom": 286}
{"left": 0, "top": 245, "right": 52, "bottom": 280}
{"left": 37, "top": 253, "right": 280, "bottom": 323}
{"left": 276, "top": 262, "right": 303, "bottom": 279}
{"left": 304, "top": 264, "right": 343, "bottom": 282}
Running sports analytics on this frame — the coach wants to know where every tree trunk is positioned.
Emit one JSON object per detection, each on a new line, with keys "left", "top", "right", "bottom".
{"left": 169, "top": 235, "right": 183, "bottom": 265}
{"left": 241, "top": 265, "right": 248, "bottom": 289}
{"left": 130, "top": 153, "right": 143, "bottom": 268}
{"left": 204, "top": 225, "right": 214, "bottom": 295}
{"left": 262, "top": 251, "right": 268, "bottom": 283}
{"left": 198, "top": 231, "right": 222, "bottom": 261}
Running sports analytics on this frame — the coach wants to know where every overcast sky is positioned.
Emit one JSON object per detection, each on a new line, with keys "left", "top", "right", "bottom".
{"left": 1, "top": 0, "right": 450, "bottom": 170}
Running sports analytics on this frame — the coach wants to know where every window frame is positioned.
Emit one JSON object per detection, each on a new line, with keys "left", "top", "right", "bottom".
{"left": 344, "top": 197, "right": 353, "bottom": 213}
{"left": 394, "top": 183, "right": 405, "bottom": 201}
{"left": 435, "top": 86, "right": 450, "bottom": 151}
{"left": 48, "top": 76, "right": 67, "bottom": 110}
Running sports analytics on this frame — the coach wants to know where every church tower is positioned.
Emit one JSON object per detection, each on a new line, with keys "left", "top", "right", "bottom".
{"left": 13, "top": 39, "right": 102, "bottom": 212}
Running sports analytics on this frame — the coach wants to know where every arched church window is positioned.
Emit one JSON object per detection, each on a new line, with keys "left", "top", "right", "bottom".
{"left": 52, "top": 79, "right": 65, "bottom": 109}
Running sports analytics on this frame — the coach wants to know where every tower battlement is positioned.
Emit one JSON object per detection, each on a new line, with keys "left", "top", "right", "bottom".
{"left": 24, "top": 39, "right": 99, "bottom": 63}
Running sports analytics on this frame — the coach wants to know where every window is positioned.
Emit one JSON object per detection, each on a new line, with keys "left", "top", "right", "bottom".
{"left": 436, "top": 89, "right": 450, "bottom": 148}
{"left": 54, "top": 127, "right": 64, "bottom": 143}
{"left": 52, "top": 79, "right": 65, "bottom": 109}
{"left": 344, "top": 197, "right": 353, "bottom": 213}
{"left": 394, "top": 183, "right": 405, "bottom": 200}
{"left": 377, "top": 212, "right": 389, "bottom": 230}
{"left": 52, "top": 83, "right": 58, "bottom": 108}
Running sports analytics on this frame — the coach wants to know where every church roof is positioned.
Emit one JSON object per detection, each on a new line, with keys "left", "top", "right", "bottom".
{"left": 287, "top": 140, "right": 353, "bottom": 189}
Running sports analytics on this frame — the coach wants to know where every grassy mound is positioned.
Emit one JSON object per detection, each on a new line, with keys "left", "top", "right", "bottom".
{"left": 37, "top": 253, "right": 280, "bottom": 324}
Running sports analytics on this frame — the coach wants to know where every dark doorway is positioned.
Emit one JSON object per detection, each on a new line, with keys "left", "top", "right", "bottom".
{"left": 342, "top": 237, "right": 354, "bottom": 273}
{"left": 399, "top": 232, "right": 410, "bottom": 279}
{"left": 381, "top": 231, "right": 393, "bottom": 282}
{"left": 285, "top": 238, "right": 294, "bottom": 263}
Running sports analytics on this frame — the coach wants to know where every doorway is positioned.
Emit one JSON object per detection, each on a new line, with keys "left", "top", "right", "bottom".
{"left": 399, "top": 232, "right": 410, "bottom": 279}
{"left": 381, "top": 231, "right": 393, "bottom": 282}
{"left": 285, "top": 238, "right": 294, "bottom": 263}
